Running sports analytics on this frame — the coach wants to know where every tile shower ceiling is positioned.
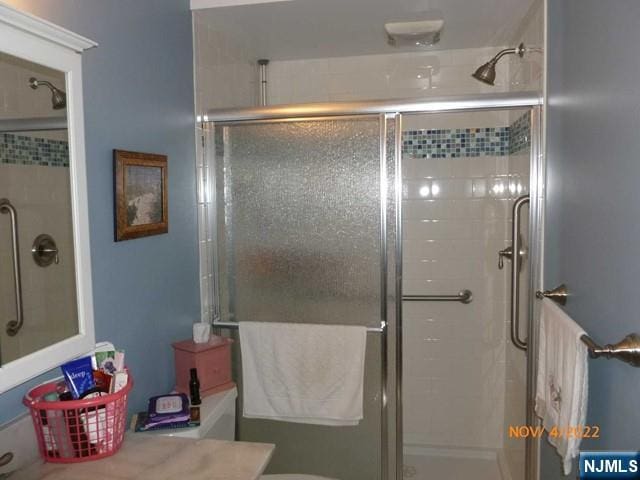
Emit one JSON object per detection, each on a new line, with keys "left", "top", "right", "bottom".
{"left": 195, "top": 0, "right": 538, "bottom": 60}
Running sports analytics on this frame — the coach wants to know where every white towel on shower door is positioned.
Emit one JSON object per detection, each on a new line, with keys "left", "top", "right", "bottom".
{"left": 535, "top": 298, "right": 589, "bottom": 476}
{"left": 239, "top": 321, "right": 367, "bottom": 426}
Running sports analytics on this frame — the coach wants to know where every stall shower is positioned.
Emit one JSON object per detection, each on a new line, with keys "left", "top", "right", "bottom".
{"left": 202, "top": 93, "right": 541, "bottom": 480}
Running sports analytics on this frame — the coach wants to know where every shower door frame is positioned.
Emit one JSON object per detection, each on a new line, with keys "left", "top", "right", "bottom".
{"left": 204, "top": 92, "right": 544, "bottom": 480}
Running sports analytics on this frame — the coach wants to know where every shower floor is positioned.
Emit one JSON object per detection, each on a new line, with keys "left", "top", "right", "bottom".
{"left": 403, "top": 447, "right": 504, "bottom": 480}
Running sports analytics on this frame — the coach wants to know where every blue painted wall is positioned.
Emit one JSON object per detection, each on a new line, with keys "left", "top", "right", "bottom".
{"left": 0, "top": 0, "right": 199, "bottom": 424}
{"left": 543, "top": 0, "right": 640, "bottom": 477}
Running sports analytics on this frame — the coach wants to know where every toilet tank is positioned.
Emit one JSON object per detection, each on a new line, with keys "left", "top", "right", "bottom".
{"left": 152, "top": 386, "right": 237, "bottom": 440}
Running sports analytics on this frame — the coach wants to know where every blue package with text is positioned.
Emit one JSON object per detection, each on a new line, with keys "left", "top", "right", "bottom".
{"left": 580, "top": 452, "right": 640, "bottom": 479}
{"left": 61, "top": 356, "right": 96, "bottom": 399}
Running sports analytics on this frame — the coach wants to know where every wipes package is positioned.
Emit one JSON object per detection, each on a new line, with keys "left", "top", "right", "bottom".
{"left": 61, "top": 356, "right": 96, "bottom": 399}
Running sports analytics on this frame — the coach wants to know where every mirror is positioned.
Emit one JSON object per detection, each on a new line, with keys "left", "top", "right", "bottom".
{"left": 0, "top": 52, "right": 77, "bottom": 365}
{"left": 0, "top": 4, "right": 96, "bottom": 392}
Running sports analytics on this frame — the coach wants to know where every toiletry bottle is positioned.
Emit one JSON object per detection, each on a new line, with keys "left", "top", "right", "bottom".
{"left": 43, "top": 392, "right": 74, "bottom": 458}
{"left": 189, "top": 368, "right": 201, "bottom": 405}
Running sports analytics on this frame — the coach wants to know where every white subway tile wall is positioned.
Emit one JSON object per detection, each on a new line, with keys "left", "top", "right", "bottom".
{"left": 257, "top": 47, "right": 511, "bottom": 106}
{"left": 402, "top": 109, "right": 531, "bottom": 454}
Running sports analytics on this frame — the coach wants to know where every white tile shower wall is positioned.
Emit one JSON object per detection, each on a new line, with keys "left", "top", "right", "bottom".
{"left": 0, "top": 164, "right": 77, "bottom": 363}
{"left": 266, "top": 47, "right": 512, "bottom": 105}
{"left": 402, "top": 112, "right": 513, "bottom": 451}
{"left": 193, "top": 13, "right": 257, "bottom": 112}
{"left": 507, "top": 0, "right": 544, "bottom": 93}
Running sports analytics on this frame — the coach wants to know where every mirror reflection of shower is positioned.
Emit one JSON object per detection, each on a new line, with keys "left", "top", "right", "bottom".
{"left": 28, "top": 77, "right": 66, "bottom": 110}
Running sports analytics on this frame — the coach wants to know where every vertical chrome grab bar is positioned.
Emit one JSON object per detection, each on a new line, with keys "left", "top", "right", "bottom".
{"left": 0, "top": 199, "right": 24, "bottom": 336}
{"left": 510, "top": 195, "right": 529, "bottom": 351}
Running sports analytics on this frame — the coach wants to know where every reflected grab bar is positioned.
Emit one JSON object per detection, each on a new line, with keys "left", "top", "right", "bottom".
{"left": 0, "top": 199, "right": 24, "bottom": 336}
{"left": 402, "top": 289, "right": 473, "bottom": 304}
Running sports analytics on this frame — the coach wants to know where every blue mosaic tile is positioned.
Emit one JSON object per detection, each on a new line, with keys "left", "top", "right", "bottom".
{"left": 0, "top": 133, "right": 69, "bottom": 168}
{"left": 402, "top": 113, "right": 531, "bottom": 158}
{"left": 508, "top": 112, "right": 531, "bottom": 155}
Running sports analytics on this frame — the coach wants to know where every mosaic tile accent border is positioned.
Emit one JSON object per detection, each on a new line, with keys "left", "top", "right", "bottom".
{"left": 403, "top": 126, "right": 509, "bottom": 158}
{"left": 402, "top": 112, "right": 531, "bottom": 159}
{"left": 0, "top": 133, "right": 69, "bottom": 167}
{"left": 508, "top": 112, "right": 531, "bottom": 155}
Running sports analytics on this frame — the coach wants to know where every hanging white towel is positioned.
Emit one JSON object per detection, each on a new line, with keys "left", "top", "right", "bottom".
{"left": 239, "top": 321, "right": 367, "bottom": 426}
{"left": 535, "top": 298, "right": 589, "bottom": 476}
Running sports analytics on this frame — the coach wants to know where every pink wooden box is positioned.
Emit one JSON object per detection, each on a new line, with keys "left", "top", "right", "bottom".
{"left": 172, "top": 336, "right": 235, "bottom": 397}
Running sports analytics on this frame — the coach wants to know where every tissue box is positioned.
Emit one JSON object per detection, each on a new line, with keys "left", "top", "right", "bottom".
{"left": 172, "top": 336, "right": 234, "bottom": 397}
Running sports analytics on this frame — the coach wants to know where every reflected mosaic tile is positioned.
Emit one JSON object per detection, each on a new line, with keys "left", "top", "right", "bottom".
{"left": 402, "top": 112, "right": 531, "bottom": 158}
{"left": 0, "top": 133, "right": 69, "bottom": 167}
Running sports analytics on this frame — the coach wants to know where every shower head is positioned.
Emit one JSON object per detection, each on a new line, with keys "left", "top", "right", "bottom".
{"left": 28, "top": 77, "right": 66, "bottom": 110}
{"left": 471, "top": 43, "right": 525, "bottom": 86}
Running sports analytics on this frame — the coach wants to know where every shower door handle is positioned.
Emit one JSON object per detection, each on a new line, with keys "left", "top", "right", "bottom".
{"left": 0, "top": 199, "right": 24, "bottom": 336}
{"left": 509, "top": 195, "right": 529, "bottom": 351}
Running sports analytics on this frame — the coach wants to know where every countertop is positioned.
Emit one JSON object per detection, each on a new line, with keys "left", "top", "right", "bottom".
{"left": 12, "top": 435, "right": 275, "bottom": 480}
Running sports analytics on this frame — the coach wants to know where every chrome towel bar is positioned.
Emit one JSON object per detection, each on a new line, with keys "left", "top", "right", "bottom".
{"left": 212, "top": 321, "right": 385, "bottom": 333}
{"left": 537, "top": 283, "right": 640, "bottom": 367}
{"left": 402, "top": 289, "right": 472, "bottom": 304}
{"left": 581, "top": 333, "right": 640, "bottom": 368}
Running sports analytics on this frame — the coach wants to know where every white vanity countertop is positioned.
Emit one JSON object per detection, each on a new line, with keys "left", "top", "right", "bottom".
{"left": 13, "top": 436, "right": 275, "bottom": 480}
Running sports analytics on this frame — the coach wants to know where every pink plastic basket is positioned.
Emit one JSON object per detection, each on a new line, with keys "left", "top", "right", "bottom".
{"left": 23, "top": 372, "right": 133, "bottom": 463}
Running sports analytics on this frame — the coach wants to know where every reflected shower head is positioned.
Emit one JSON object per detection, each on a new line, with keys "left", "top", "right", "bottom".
{"left": 28, "top": 77, "right": 66, "bottom": 110}
{"left": 471, "top": 43, "right": 525, "bottom": 86}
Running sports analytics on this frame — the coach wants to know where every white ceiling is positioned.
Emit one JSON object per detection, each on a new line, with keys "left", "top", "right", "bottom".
{"left": 194, "top": 0, "right": 537, "bottom": 61}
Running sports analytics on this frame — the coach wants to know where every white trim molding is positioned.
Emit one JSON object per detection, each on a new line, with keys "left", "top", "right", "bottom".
{"left": 0, "top": 1, "right": 97, "bottom": 52}
{"left": 190, "top": 0, "right": 293, "bottom": 10}
{"left": 0, "top": 2, "right": 97, "bottom": 393}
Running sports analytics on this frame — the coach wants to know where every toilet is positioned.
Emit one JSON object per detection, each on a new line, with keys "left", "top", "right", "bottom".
{"left": 150, "top": 387, "right": 334, "bottom": 480}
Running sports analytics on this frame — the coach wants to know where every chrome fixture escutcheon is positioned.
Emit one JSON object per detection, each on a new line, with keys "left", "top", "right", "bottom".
{"left": 32, "top": 234, "right": 59, "bottom": 267}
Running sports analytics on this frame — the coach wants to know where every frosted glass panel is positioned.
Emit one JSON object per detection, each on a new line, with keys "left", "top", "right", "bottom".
{"left": 215, "top": 117, "right": 382, "bottom": 328}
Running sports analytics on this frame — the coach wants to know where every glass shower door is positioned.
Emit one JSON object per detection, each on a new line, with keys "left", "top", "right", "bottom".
{"left": 211, "top": 115, "right": 397, "bottom": 480}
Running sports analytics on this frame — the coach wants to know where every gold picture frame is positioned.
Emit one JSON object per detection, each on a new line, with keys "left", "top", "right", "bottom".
{"left": 113, "top": 149, "right": 168, "bottom": 241}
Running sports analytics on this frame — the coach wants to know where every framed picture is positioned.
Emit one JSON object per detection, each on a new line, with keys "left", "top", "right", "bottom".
{"left": 113, "top": 149, "right": 168, "bottom": 241}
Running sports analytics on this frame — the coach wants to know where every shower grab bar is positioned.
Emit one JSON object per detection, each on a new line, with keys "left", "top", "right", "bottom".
{"left": 402, "top": 289, "right": 472, "bottom": 304}
{"left": 212, "top": 321, "right": 385, "bottom": 333}
{"left": 0, "top": 199, "right": 24, "bottom": 336}
{"left": 510, "top": 195, "right": 530, "bottom": 351}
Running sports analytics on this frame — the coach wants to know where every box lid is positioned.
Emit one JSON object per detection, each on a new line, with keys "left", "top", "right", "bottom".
{"left": 172, "top": 336, "right": 233, "bottom": 353}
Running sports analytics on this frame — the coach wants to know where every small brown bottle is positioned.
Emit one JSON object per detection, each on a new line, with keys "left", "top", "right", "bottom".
{"left": 189, "top": 368, "right": 201, "bottom": 405}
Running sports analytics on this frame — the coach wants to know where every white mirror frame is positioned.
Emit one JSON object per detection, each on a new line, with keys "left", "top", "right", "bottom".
{"left": 0, "top": 3, "right": 98, "bottom": 393}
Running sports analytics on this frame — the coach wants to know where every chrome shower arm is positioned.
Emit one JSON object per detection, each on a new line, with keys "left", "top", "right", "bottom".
{"left": 491, "top": 43, "right": 525, "bottom": 64}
